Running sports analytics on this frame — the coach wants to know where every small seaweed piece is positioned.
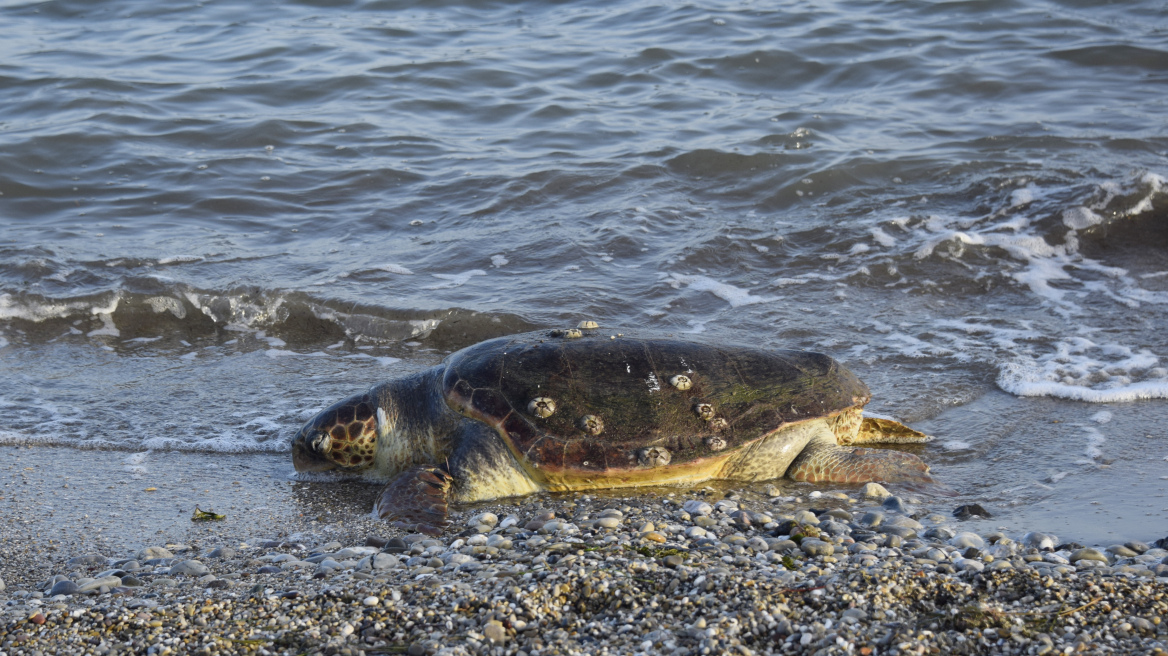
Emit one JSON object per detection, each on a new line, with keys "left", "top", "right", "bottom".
{"left": 781, "top": 555, "right": 798, "bottom": 571}
{"left": 624, "top": 544, "right": 690, "bottom": 560}
{"left": 192, "top": 506, "right": 226, "bottom": 522}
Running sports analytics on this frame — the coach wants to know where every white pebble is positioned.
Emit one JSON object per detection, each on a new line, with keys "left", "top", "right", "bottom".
{"left": 363, "top": 596, "right": 379, "bottom": 606}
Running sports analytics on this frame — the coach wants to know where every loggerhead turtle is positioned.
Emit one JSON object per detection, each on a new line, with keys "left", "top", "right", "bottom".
{"left": 292, "top": 328, "right": 932, "bottom": 535}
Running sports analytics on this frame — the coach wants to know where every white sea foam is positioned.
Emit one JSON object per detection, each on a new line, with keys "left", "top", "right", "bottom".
{"left": 663, "top": 274, "right": 779, "bottom": 307}
{"left": 490, "top": 254, "right": 508, "bottom": 267}
{"left": 264, "top": 349, "right": 330, "bottom": 358}
{"left": 367, "top": 264, "right": 414, "bottom": 275}
{"left": 344, "top": 353, "right": 402, "bottom": 366}
{"left": 158, "top": 255, "right": 205, "bottom": 265}
{"left": 425, "top": 269, "right": 486, "bottom": 289}
{"left": 1090, "top": 410, "right": 1112, "bottom": 424}
{"left": 856, "top": 171, "right": 1168, "bottom": 403}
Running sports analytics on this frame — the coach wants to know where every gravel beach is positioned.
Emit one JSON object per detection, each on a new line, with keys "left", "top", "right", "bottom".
{"left": 2, "top": 446, "right": 1167, "bottom": 656}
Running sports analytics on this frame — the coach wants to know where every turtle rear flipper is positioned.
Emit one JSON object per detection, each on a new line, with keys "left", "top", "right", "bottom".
{"left": 374, "top": 466, "right": 452, "bottom": 536}
{"left": 789, "top": 432, "right": 932, "bottom": 484}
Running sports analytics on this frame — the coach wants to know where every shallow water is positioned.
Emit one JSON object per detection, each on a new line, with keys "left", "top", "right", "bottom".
{"left": 1, "top": 0, "right": 1166, "bottom": 543}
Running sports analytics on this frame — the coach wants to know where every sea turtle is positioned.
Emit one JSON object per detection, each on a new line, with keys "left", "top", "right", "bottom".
{"left": 292, "top": 328, "right": 932, "bottom": 535}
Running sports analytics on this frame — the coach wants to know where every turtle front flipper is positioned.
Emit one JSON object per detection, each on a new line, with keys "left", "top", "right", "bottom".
{"left": 788, "top": 431, "right": 932, "bottom": 484}
{"left": 374, "top": 466, "right": 453, "bottom": 536}
{"left": 852, "top": 417, "right": 931, "bottom": 444}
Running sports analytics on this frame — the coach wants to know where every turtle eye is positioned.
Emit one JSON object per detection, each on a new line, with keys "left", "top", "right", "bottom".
{"left": 311, "top": 432, "right": 331, "bottom": 454}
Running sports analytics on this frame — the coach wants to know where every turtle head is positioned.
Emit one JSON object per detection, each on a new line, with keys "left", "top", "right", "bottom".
{"left": 292, "top": 391, "right": 380, "bottom": 472}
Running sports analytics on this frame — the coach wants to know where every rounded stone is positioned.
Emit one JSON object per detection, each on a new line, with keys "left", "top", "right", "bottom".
{"left": 950, "top": 532, "right": 985, "bottom": 550}
{"left": 484, "top": 621, "right": 507, "bottom": 644}
{"left": 49, "top": 580, "right": 79, "bottom": 596}
{"left": 861, "top": 482, "right": 891, "bottom": 500}
{"left": 793, "top": 510, "right": 819, "bottom": 525}
{"left": 169, "top": 560, "right": 210, "bottom": 577}
{"left": 682, "top": 500, "right": 713, "bottom": 515}
{"left": 881, "top": 496, "right": 910, "bottom": 513}
{"left": 595, "top": 517, "right": 621, "bottom": 529}
{"left": 1069, "top": 548, "right": 1110, "bottom": 565}
{"left": 207, "top": 547, "right": 236, "bottom": 559}
{"left": 468, "top": 512, "right": 498, "bottom": 528}
{"left": 799, "top": 539, "right": 834, "bottom": 557}
{"left": 363, "top": 596, "right": 380, "bottom": 606}
{"left": 527, "top": 397, "right": 556, "bottom": 418}
{"left": 1022, "top": 532, "right": 1057, "bottom": 551}
{"left": 372, "top": 553, "right": 400, "bottom": 570}
{"left": 858, "top": 511, "right": 884, "bottom": 528}
{"left": 135, "top": 547, "right": 174, "bottom": 561}
{"left": 67, "top": 554, "right": 106, "bottom": 567}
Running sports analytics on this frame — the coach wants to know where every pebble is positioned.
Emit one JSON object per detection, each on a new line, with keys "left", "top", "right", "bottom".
{"left": 1070, "top": 548, "right": 1110, "bottom": 564}
{"left": 4, "top": 493, "right": 1167, "bottom": 656}
{"left": 950, "top": 531, "right": 986, "bottom": 550}
{"left": 799, "top": 539, "right": 834, "bottom": 557}
{"left": 682, "top": 500, "right": 713, "bottom": 515}
{"left": 1023, "top": 531, "right": 1057, "bottom": 551}
{"left": 881, "top": 496, "right": 910, "bottom": 513}
{"left": 168, "top": 560, "right": 210, "bottom": 577}
{"left": 861, "top": 482, "right": 891, "bottom": 500}
{"left": 952, "top": 503, "right": 993, "bottom": 519}
{"left": 48, "top": 580, "right": 79, "bottom": 596}
{"left": 135, "top": 546, "right": 173, "bottom": 561}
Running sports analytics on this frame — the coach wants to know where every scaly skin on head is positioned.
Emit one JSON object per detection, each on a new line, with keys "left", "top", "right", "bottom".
{"left": 292, "top": 366, "right": 463, "bottom": 479}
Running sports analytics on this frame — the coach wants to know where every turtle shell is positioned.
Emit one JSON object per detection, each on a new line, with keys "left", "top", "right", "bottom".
{"left": 441, "top": 330, "right": 869, "bottom": 479}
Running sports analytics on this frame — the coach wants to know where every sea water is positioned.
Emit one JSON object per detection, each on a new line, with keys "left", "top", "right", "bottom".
{"left": 1, "top": 0, "right": 1166, "bottom": 543}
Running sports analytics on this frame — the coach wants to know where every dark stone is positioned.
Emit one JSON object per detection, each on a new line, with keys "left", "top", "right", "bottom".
{"left": 1153, "top": 536, "right": 1168, "bottom": 550}
{"left": 382, "top": 537, "right": 409, "bottom": 554}
{"left": 208, "top": 547, "right": 236, "bottom": 559}
{"left": 257, "top": 566, "right": 282, "bottom": 574}
{"left": 882, "top": 497, "right": 910, "bottom": 514}
{"left": 953, "top": 504, "right": 992, "bottom": 520}
{"left": 365, "top": 536, "right": 389, "bottom": 548}
{"left": 962, "top": 547, "right": 982, "bottom": 559}
{"left": 120, "top": 575, "right": 143, "bottom": 587}
{"left": 49, "top": 580, "right": 79, "bottom": 596}
{"left": 208, "top": 579, "right": 231, "bottom": 589}
{"left": 1055, "top": 542, "right": 1085, "bottom": 551}
{"left": 305, "top": 553, "right": 331, "bottom": 563}
{"left": 729, "top": 510, "right": 751, "bottom": 528}
{"left": 772, "top": 520, "right": 799, "bottom": 537}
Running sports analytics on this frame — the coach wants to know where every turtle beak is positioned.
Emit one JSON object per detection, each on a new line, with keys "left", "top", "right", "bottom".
{"left": 292, "top": 426, "right": 337, "bottom": 472}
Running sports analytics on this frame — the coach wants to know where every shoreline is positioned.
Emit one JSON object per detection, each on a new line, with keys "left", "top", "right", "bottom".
{"left": 2, "top": 445, "right": 1167, "bottom": 655}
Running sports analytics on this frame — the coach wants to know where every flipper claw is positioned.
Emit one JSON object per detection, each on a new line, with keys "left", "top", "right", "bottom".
{"left": 375, "top": 465, "right": 453, "bottom": 535}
